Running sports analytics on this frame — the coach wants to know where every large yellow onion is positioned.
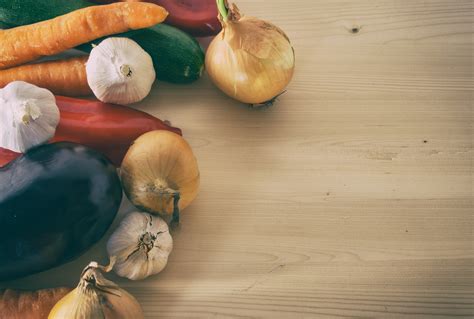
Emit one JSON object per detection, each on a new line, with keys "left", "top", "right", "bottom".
{"left": 205, "top": 0, "right": 295, "bottom": 105}
{"left": 121, "top": 130, "right": 200, "bottom": 224}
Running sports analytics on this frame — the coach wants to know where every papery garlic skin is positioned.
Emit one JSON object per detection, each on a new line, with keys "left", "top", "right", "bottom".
{"left": 48, "top": 262, "right": 144, "bottom": 319}
{"left": 86, "top": 38, "right": 156, "bottom": 105}
{"left": 0, "top": 81, "right": 59, "bottom": 152}
{"left": 107, "top": 212, "right": 173, "bottom": 280}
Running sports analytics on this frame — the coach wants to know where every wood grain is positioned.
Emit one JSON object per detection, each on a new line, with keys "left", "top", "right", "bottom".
{"left": 1, "top": 0, "right": 473, "bottom": 318}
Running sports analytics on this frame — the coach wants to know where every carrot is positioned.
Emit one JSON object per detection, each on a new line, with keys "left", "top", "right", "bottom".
{"left": 0, "top": 56, "right": 91, "bottom": 96}
{"left": 0, "top": 288, "right": 72, "bottom": 319}
{"left": 0, "top": 2, "right": 168, "bottom": 69}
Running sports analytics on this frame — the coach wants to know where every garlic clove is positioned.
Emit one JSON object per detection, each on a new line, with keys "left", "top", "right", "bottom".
{"left": 86, "top": 38, "right": 156, "bottom": 105}
{"left": 107, "top": 212, "right": 173, "bottom": 280}
{"left": 114, "top": 247, "right": 150, "bottom": 280}
{"left": 0, "top": 81, "right": 59, "bottom": 153}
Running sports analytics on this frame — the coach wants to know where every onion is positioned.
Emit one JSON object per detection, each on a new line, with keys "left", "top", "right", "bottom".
{"left": 120, "top": 130, "right": 200, "bottom": 224}
{"left": 205, "top": 0, "right": 295, "bottom": 106}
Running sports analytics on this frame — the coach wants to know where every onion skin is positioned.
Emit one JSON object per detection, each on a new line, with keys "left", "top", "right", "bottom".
{"left": 205, "top": 5, "right": 295, "bottom": 105}
{"left": 48, "top": 287, "right": 143, "bottom": 319}
{"left": 121, "top": 130, "right": 200, "bottom": 223}
{"left": 48, "top": 262, "right": 144, "bottom": 319}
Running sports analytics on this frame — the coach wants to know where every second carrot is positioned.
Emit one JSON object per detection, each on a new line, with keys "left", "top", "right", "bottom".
{"left": 0, "top": 57, "right": 91, "bottom": 96}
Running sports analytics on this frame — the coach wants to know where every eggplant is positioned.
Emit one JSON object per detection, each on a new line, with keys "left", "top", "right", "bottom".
{"left": 0, "top": 142, "right": 122, "bottom": 280}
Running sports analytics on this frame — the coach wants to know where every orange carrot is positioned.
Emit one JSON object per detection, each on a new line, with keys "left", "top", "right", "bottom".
{"left": 0, "top": 56, "right": 91, "bottom": 96}
{"left": 0, "top": 2, "right": 168, "bottom": 69}
{"left": 0, "top": 288, "right": 72, "bottom": 319}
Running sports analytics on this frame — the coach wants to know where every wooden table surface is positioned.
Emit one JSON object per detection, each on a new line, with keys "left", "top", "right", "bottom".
{"left": 3, "top": 0, "right": 473, "bottom": 318}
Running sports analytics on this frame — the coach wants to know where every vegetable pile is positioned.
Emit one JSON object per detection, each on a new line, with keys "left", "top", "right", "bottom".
{"left": 0, "top": 0, "right": 295, "bottom": 317}
{"left": 89, "top": 0, "right": 222, "bottom": 36}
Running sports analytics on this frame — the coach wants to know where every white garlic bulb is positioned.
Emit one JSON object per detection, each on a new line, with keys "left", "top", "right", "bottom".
{"left": 107, "top": 211, "right": 173, "bottom": 280}
{"left": 0, "top": 81, "right": 59, "bottom": 152}
{"left": 86, "top": 38, "right": 156, "bottom": 105}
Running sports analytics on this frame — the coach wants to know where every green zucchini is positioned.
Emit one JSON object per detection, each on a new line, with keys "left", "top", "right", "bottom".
{"left": 0, "top": 0, "right": 204, "bottom": 84}
{"left": 0, "top": 0, "right": 91, "bottom": 26}
{"left": 0, "top": 20, "right": 11, "bottom": 29}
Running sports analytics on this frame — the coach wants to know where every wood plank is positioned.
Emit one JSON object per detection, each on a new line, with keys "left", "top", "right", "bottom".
{"left": 1, "top": 0, "right": 472, "bottom": 318}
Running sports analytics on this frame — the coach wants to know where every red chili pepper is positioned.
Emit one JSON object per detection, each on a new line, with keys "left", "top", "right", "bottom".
{"left": 0, "top": 149, "right": 17, "bottom": 168}
{"left": 0, "top": 96, "right": 182, "bottom": 167}
{"left": 90, "top": 0, "right": 221, "bottom": 37}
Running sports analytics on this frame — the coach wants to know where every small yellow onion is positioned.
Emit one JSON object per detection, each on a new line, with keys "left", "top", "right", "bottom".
{"left": 121, "top": 130, "right": 200, "bottom": 224}
{"left": 206, "top": 0, "right": 295, "bottom": 105}
{"left": 48, "top": 261, "right": 144, "bottom": 319}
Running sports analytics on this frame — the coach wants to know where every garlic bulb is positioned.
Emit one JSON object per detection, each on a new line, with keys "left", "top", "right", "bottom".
{"left": 107, "top": 211, "right": 173, "bottom": 280}
{"left": 86, "top": 37, "right": 156, "bottom": 105}
{"left": 48, "top": 261, "right": 144, "bottom": 319}
{"left": 0, "top": 81, "right": 59, "bottom": 152}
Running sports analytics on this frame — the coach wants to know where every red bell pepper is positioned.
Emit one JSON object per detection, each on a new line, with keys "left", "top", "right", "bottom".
{"left": 90, "top": 0, "right": 221, "bottom": 37}
{"left": 0, "top": 96, "right": 181, "bottom": 167}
